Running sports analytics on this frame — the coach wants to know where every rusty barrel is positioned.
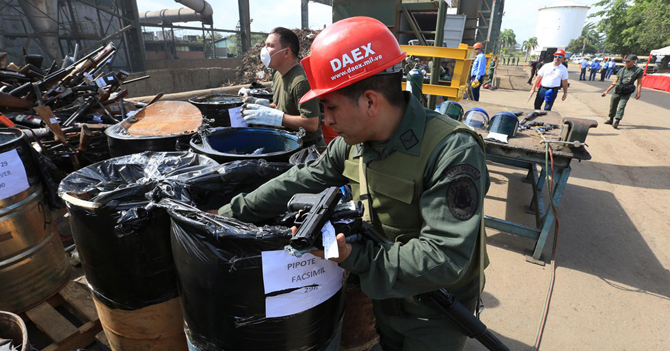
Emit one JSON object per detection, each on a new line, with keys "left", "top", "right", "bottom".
{"left": 0, "top": 311, "right": 30, "bottom": 351}
{"left": 105, "top": 100, "right": 203, "bottom": 157}
{"left": 92, "top": 295, "right": 186, "bottom": 351}
{"left": 0, "top": 128, "right": 70, "bottom": 313}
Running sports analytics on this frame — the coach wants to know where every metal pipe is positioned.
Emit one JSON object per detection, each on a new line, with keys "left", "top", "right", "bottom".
{"left": 175, "top": 0, "right": 213, "bottom": 18}
{"left": 139, "top": 0, "right": 213, "bottom": 25}
{"left": 427, "top": 0, "right": 448, "bottom": 110}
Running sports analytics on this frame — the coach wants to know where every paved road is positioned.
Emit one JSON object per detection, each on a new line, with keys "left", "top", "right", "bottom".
{"left": 464, "top": 73, "right": 670, "bottom": 351}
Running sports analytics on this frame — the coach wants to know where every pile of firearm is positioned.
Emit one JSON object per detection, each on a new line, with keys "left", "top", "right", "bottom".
{"left": 0, "top": 43, "right": 149, "bottom": 170}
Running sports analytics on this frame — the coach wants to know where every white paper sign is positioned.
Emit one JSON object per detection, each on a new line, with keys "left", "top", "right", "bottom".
{"left": 322, "top": 221, "right": 339, "bottom": 260}
{"left": 265, "top": 272, "right": 342, "bottom": 318}
{"left": 0, "top": 149, "right": 30, "bottom": 200}
{"left": 229, "top": 106, "right": 247, "bottom": 127}
{"left": 262, "top": 250, "right": 344, "bottom": 318}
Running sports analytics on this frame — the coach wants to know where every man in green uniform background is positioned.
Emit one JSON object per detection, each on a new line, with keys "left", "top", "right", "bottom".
{"left": 242, "top": 27, "right": 324, "bottom": 146}
{"left": 601, "top": 54, "right": 644, "bottom": 129}
{"left": 220, "top": 17, "right": 490, "bottom": 351}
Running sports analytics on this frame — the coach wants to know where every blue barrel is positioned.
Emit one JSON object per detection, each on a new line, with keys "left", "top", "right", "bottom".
{"left": 190, "top": 127, "right": 303, "bottom": 164}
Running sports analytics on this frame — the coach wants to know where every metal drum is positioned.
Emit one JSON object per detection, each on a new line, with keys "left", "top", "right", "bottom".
{"left": 105, "top": 100, "right": 202, "bottom": 157}
{"left": 0, "top": 128, "right": 70, "bottom": 313}
{"left": 189, "top": 94, "right": 244, "bottom": 127}
{"left": 190, "top": 127, "right": 303, "bottom": 163}
{"left": 0, "top": 311, "right": 29, "bottom": 351}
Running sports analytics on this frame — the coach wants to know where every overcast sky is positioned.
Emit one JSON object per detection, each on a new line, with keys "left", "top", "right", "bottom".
{"left": 136, "top": 0, "right": 602, "bottom": 42}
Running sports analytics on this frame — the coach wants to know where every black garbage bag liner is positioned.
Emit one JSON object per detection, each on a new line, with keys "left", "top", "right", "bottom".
{"left": 289, "top": 145, "right": 321, "bottom": 165}
{"left": 58, "top": 151, "right": 219, "bottom": 208}
{"left": 66, "top": 202, "right": 177, "bottom": 310}
{"left": 58, "top": 151, "right": 219, "bottom": 310}
{"left": 162, "top": 199, "right": 344, "bottom": 351}
{"left": 148, "top": 159, "right": 292, "bottom": 210}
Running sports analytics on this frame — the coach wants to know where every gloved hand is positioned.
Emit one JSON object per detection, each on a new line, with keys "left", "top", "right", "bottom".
{"left": 243, "top": 96, "right": 270, "bottom": 107}
{"left": 242, "top": 104, "right": 283, "bottom": 127}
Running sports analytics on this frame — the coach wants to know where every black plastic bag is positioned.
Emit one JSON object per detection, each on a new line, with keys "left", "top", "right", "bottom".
{"left": 289, "top": 145, "right": 321, "bottom": 165}
{"left": 58, "top": 151, "right": 219, "bottom": 310}
{"left": 148, "top": 159, "right": 292, "bottom": 211}
{"left": 58, "top": 151, "right": 219, "bottom": 208}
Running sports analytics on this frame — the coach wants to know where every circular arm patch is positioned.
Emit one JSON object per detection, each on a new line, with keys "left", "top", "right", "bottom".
{"left": 447, "top": 177, "right": 478, "bottom": 221}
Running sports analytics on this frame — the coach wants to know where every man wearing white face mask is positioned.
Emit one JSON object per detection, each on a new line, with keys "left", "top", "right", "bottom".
{"left": 243, "top": 27, "right": 324, "bottom": 146}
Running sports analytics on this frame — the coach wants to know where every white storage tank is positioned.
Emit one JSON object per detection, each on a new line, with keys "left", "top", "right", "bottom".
{"left": 533, "top": 1, "right": 590, "bottom": 54}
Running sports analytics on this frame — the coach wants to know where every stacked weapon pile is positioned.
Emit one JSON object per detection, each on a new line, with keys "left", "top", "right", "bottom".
{"left": 0, "top": 43, "right": 150, "bottom": 171}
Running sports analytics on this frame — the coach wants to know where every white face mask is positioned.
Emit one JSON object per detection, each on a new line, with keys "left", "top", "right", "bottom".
{"left": 260, "top": 47, "right": 287, "bottom": 68}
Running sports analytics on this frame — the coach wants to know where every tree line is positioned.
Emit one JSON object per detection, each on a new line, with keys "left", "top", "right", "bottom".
{"left": 590, "top": 0, "right": 670, "bottom": 55}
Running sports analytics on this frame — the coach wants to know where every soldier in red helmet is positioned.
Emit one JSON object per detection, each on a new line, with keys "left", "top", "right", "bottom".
{"left": 219, "top": 17, "right": 490, "bottom": 351}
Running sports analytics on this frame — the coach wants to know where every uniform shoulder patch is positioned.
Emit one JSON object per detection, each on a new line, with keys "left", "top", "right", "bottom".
{"left": 400, "top": 130, "right": 419, "bottom": 150}
{"left": 445, "top": 164, "right": 481, "bottom": 180}
{"left": 447, "top": 177, "right": 478, "bottom": 221}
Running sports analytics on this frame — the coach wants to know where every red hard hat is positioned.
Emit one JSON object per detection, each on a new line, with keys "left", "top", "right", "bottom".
{"left": 473, "top": 42, "right": 484, "bottom": 49}
{"left": 299, "top": 17, "right": 406, "bottom": 104}
{"left": 555, "top": 49, "right": 566, "bottom": 56}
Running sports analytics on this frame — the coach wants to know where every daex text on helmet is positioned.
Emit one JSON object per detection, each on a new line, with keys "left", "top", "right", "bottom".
{"left": 329, "top": 43, "right": 381, "bottom": 77}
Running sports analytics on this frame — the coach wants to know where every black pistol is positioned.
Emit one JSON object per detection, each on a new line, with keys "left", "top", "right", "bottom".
{"left": 288, "top": 187, "right": 342, "bottom": 251}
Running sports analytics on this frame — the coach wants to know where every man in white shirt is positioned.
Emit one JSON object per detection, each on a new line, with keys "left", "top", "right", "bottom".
{"left": 528, "top": 49, "right": 569, "bottom": 111}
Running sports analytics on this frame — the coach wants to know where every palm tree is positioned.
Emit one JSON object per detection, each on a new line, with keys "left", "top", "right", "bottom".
{"left": 499, "top": 29, "right": 517, "bottom": 51}
{"left": 522, "top": 37, "right": 538, "bottom": 62}
{"left": 522, "top": 40, "right": 530, "bottom": 61}
{"left": 528, "top": 37, "right": 538, "bottom": 51}
{"left": 578, "top": 23, "right": 603, "bottom": 54}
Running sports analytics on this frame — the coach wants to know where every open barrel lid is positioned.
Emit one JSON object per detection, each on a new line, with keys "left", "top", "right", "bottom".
{"left": 126, "top": 101, "right": 203, "bottom": 137}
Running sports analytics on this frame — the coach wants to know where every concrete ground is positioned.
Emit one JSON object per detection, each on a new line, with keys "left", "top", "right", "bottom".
{"left": 463, "top": 65, "right": 670, "bottom": 350}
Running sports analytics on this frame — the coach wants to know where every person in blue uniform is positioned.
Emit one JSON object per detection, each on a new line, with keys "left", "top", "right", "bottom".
{"left": 470, "top": 42, "right": 487, "bottom": 101}
{"left": 579, "top": 58, "right": 590, "bottom": 81}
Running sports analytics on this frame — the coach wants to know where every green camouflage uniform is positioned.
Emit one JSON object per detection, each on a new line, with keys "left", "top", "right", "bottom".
{"left": 609, "top": 65, "right": 643, "bottom": 121}
{"left": 272, "top": 64, "right": 324, "bottom": 146}
{"left": 220, "top": 92, "right": 490, "bottom": 351}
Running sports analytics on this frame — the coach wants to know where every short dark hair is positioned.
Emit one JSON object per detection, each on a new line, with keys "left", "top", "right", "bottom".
{"left": 269, "top": 27, "right": 299, "bottom": 58}
{"left": 336, "top": 72, "right": 406, "bottom": 108}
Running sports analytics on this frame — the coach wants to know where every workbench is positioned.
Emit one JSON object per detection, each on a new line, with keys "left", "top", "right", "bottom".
{"left": 458, "top": 100, "right": 593, "bottom": 264}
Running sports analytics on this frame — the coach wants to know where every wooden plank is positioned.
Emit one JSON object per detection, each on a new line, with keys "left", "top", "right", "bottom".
{"left": 25, "top": 302, "right": 79, "bottom": 345}
{"left": 59, "top": 281, "right": 99, "bottom": 322}
{"left": 42, "top": 321, "right": 102, "bottom": 351}
{"left": 34, "top": 106, "right": 68, "bottom": 144}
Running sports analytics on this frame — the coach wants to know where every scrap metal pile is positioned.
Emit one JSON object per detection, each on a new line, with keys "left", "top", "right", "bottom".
{"left": 0, "top": 43, "right": 149, "bottom": 171}
{"left": 229, "top": 28, "right": 321, "bottom": 86}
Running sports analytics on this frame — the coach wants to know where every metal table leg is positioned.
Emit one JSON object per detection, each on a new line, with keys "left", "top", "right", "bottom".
{"left": 530, "top": 166, "right": 571, "bottom": 261}
{"left": 484, "top": 153, "right": 573, "bottom": 264}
